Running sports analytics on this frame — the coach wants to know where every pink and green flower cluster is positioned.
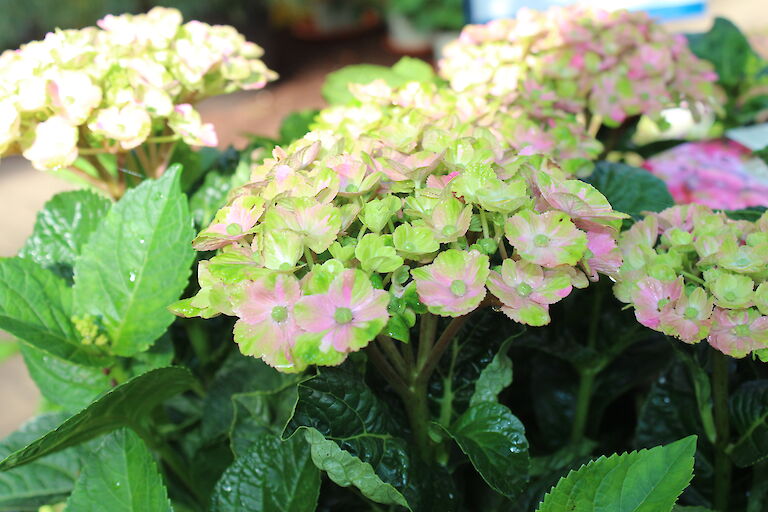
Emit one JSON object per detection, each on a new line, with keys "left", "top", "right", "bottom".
{"left": 438, "top": 6, "right": 719, "bottom": 128}
{"left": 175, "top": 110, "right": 626, "bottom": 371}
{"left": 0, "top": 7, "right": 276, "bottom": 172}
{"left": 614, "top": 205, "right": 768, "bottom": 358}
{"left": 314, "top": 80, "right": 602, "bottom": 177}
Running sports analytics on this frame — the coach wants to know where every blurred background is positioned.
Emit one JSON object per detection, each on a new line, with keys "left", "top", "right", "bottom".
{"left": 1, "top": 0, "right": 766, "bottom": 435}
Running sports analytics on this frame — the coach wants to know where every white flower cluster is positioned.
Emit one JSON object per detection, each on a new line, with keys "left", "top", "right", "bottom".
{"left": 0, "top": 7, "right": 276, "bottom": 170}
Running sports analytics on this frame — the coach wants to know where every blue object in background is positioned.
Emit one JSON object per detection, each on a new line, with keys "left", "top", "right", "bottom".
{"left": 465, "top": 0, "right": 707, "bottom": 25}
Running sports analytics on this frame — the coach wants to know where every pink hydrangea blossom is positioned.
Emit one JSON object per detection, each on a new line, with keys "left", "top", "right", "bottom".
{"left": 631, "top": 276, "right": 684, "bottom": 329}
{"left": 411, "top": 250, "right": 490, "bottom": 317}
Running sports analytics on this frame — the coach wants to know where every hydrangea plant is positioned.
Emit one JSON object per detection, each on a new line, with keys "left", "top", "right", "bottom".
{"left": 615, "top": 204, "right": 768, "bottom": 358}
{"left": 439, "top": 6, "right": 719, "bottom": 131}
{"left": 177, "top": 113, "right": 626, "bottom": 375}
{"left": 0, "top": 7, "right": 276, "bottom": 197}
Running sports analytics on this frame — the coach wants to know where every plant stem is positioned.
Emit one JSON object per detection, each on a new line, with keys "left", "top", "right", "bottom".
{"left": 368, "top": 344, "right": 409, "bottom": 397}
{"left": 377, "top": 335, "right": 409, "bottom": 377}
{"left": 569, "top": 287, "right": 603, "bottom": 444}
{"left": 417, "top": 314, "right": 473, "bottom": 386}
{"left": 712, "top": 348, "right": 732, "bottom": 512}
{"left": 417, "top": 313, "right": 438, "bottom": 369}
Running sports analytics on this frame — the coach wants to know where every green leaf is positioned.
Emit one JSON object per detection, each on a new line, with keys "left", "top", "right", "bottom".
{"left": 0, "top": 413, "right": 85, "bottom": 511}
{"left": 189, "top": 170, "right": 234, "bottom": 229}
{"left": 301, "top": 428, "right": 410, "bottom": 509}
{"left": 211, "top": 431, "right": 320, "bottom": 512}
{"left": 279, "top": 109, "right": 320, "bottom": 144}
{"left": 537, "top": 436, "right": 697, "bottom": 512}
{"left": 65, "top": 429, "right": 172, "bottom": 512}
{"left": 584, "top": 161, "right": 674, "bottom": 221}
{"left": 283, "top": 368, "right": 412, "bottom": 510}
{"left": 73, "top": 165, "right": 195, "bottom": 357}
{"left": 470, "top": 336, "right": 514, "bottom": 406}
{"left": 729, "top": 380, "right": 768, "bottom": 467}
{"left": 444, "top": 402, "right": 529, "bottom": 499}
{"left": 672, "top": 507, "right": 715, "bottom": 512}
{"left": 687, "top": 18, "right": 758, "bottom": 89}
{"left": 20, "top": 343, "right": 111, "bottom": 411}
{"left": 0, "top": 367, "right": 195, "bottom": 470}
{"left": 202, "top": 353, "right": 304, "bottom": 443}
{"left": 0, "top": 257, "right": 105, "bottom": 366}
{"left": 322, "top": 57, "right": 436, "bottom": 105}
{"left": 19, "top": 190, "right": 111, "bottom": 281}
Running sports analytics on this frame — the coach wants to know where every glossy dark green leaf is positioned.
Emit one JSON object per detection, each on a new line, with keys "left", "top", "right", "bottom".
{"left": 20, "top": 343, "right": 111, "bottom": 411}
{"left": 537, "top": 436, "right": 696, "bottom": 512}
{"left": 73, "top": 165, "right": 195, "bottom": 357}
{"left": 0, "top": 257, "right": 106, "bottom": 366}
{"left": 445, "top": 402, "right": 529, "bottom": 499}
{"left": 0, "top": 367, "right": 195, "bottom": 470}
{"left": 283, "top": 368, "right": 412, "bottom": 510}
{"left": 19, "top": 189, "right": 111, "bottom": 281}
{"left": 729, "top": 380, "right": 768, "bottom": 467}
{"left": 584, "top": 161, "right": 674, "bottom": 220}
{"left": 0, "top": 413, "right": 84, "bottom": 511}
{"left": 211, "top": 431, "right": 320, "bottom": 512}
{"left": 189, "top": 170, "right": 234, "bottom": 228}
{"left": 203, "top": 353, "right": 304, "bottom": 443}
{"left": 65, "top": 429, "right": 172, "bottom": 512}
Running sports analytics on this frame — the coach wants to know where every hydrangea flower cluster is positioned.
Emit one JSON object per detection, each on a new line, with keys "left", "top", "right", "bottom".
{"left": 314, "top": 78, "right": 603, "bottom": 176}
{"left": 175, "top": 107, "right": 627, "bottom": 372}
{"left": 614, "top": 204, "right": 768, "bottom": 358}
{"left": 644, "top": 139, "right": 768, "bottom": 210}
{"left": 0, "top": 7, "right": 275, "bottom": 185}
{"left": 438, "top": 6, "right": 719, "bottom": 128}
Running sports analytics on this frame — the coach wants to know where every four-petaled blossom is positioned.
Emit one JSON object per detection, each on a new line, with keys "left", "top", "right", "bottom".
{"left": 294, "top": 270, "right": 389, "bottom": 362}
{"left": 486, "top": 259, "right": 572, "bottom": 326}
{"left": 22, "top": 116, "right": 78, "bottom": 170}
{"left": 411, "top": 250, "right": 490, "bottom": 317}
{"left": 193, "top": 196, "right": 265, "bottom": 251}
{"left": 630, "top": 276, "right": 683, "bottom": 329}
{"left": 505, "top": 210, "right": 587, "bottom": 268}
{"left": 659, "top": 287, "right": 714, "bottom": 343}
{"left": 232, "top": 274, "right": 305, "bottom": 372}
{"left": 708, "top": 308, "right": 768, "bottom": 358}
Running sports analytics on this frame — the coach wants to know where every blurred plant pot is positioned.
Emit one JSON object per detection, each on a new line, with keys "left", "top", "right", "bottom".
{"left": 290, "top": 2, "right": 380, "bottom": 40}
{"left": 431, "top": 29, "right": 460, "bottom": 61}
{"left": 385, "top": 11, "right": 432, "bottom": 55}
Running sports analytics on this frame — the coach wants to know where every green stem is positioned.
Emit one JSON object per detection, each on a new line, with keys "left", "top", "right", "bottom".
{"left": 417, "top": 313, "right": 438, "bottom": 369}
{"left": 569, "top": 287, "right": 604, "bottom": 444}
{"left": 712, "top": 348, "right": 732, "bottom": 512}
{"left": 402, "top": 380, "right": 434, "bottom": 462}
{"left": 377, "top": 335, "right": 409, "bottom": 377}
{"left": 479, "top": 210, "right": 490, "bottom": 239}
{"left": 368, "top": 345, "right": 409, "bottom": 396}
{"left": 417, "top": 314, "right": 473, "bottom": 386}
{"left": 747, "top": 461, "right": 768, "bottom": 512}
{"left": 303, "top": 247, "right": 315, "bottom": 269}
{"left": 681, "top": 270, "right": 705, "bottom": 286}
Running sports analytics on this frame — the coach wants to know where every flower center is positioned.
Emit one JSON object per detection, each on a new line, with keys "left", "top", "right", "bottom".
{"left": 518, "top": 282, "right": 533, "bottom": 297}
{"left": 226, "top": 223, "right": 242, "bottom": 236}
{"left": 684, "top": 306, "right": 699, "bottom": 320}
{"left": 450, "top": 280, "right": 467, "bottom": 297}
{"left": 724, "top": 291, "right": 737, "bottom": 302}
{"left": 533, "top": 234, "right": 550, "bottom": 247}
{"left": 334, "top": 307, "right": 354, "bottom": 324}
{"left": 271, "top": 305, "right": 288, "bottom": 323}
{"left": 442, "top": 225, "right": 457, "bottom": 237}
{"left": 734, "top": 324, "right": 751, "bottom": 337}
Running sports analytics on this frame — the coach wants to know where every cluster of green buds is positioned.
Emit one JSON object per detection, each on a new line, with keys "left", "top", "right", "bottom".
{"left": 438, "top": 5, "right": 719, "bottom": 129}
{"left": 314, "top": 79, "right": 603, "bottom": 177}
{"left": 0, "top": 7, "right": 275, "bottom": 196}
{"left": 614, "top": 205, "right": 768, "bottom": 358}
{"left": 174, "top": 89, "right": 628, "bottom": 372}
